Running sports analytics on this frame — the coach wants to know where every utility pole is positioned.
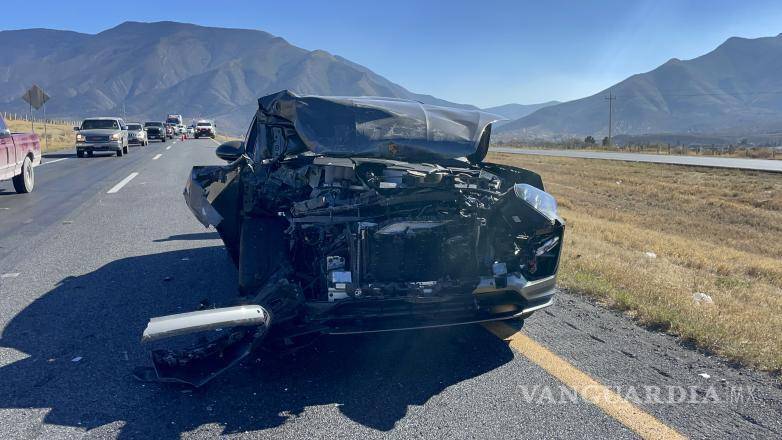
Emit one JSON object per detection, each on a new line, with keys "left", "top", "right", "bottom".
{"left": 605, "top": 91, "right": 615, "bottom": 147}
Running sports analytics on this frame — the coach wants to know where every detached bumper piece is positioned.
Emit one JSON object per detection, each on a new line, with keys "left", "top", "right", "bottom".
{"left": 139, "top": 305, "right": 270, "bottom": 387}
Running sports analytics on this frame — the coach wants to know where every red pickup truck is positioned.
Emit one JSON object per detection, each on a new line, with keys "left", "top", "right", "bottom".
{"left": 0, "top": 115, "right": 41, "bottom": 193}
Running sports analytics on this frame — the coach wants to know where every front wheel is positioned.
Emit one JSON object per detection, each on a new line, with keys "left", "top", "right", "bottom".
{"left": 117, "top": 148, "right": 123, "bottom": 157}
{"left": 12, "top": 156, "right": 34, "bottom": 193}
{"left": 77, "top": 150, "right": 85, "bottom": 158}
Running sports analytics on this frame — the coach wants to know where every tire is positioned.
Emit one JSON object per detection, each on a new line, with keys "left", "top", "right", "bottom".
{"left": 77, "top": 150, "right": 85, "bottom": 158}
{"left": 161, "top": 138, "right": 165, "bottom": 143}
{"left": 124, "top": 145, "right": 129, "bottom": 154}
{"left": 12, "top": 156, "right": 34, "bottom": 194}
{"left": 117, "top": 148, "right": 123, "bottom": 157}
{"left": 87, "top": 151, "right": 94, "bottom": 157}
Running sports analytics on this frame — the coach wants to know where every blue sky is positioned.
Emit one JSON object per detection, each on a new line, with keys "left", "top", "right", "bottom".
{"left": 4, "top": 0, "right": 782, "bottom": 107}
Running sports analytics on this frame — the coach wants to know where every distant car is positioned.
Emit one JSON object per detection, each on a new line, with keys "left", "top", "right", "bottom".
{"left": 144, "top": 122, "right": 166, "bottom": 142}
{"left": 194, "top": 120, "right": 216, "bottom": 139}
{"left": 0, "top": 114, "right": 41, "bottom": 193}
{"left": 75, "top": 117, "right": 129, "bottom": 158}
{"left": 126, "top": 123, "right": 148, "bottom": 147}
{"left": 187, "top": 127, "right": 195, "bottom": 137}
{"left": 177, "top": 124, "right": 187, "bottom": 135}
{"left": 165, "top": 124, "right": 174, "bottom": 139}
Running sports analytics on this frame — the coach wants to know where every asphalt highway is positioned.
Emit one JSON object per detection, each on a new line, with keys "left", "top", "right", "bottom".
{"left": 491, "top": 147, "right": 782, "bottom": 172}
{"left": 0, "top": 138, "right": 780, "bottom": 439}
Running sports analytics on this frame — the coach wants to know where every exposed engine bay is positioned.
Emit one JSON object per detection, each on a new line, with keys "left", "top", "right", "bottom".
{"left": 138, "top": 90, "right": 565, "bottom": 387}
{"left": 240, "top": 155, "right": 563, "bottom": 306}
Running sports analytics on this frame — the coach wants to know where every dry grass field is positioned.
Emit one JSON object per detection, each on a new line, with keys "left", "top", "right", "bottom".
{"left": 489, "top": 152, "right": 782, "bottom": 373}
{"left": 7, "top": 118, "right": 75, "bottom": 152}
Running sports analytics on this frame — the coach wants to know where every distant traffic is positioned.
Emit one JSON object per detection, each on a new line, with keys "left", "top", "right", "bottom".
{"left": 73, "top": 114, "right": 217, "bottom": 159}
{"left": 1, "top": 112, "right": 217, "bottom": 194}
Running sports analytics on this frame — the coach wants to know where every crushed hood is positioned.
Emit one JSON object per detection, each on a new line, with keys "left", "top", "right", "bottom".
{"left": 257, "top": 90, "right": 501, "bottom": 164}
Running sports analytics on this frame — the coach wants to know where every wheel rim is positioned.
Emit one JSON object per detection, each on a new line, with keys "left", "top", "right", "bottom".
{"left": 24, "top": 160, "right": 33, "bottom": 190}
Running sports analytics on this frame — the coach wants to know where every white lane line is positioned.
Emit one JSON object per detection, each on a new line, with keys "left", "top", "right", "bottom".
{"left": 107, "top": 172, "right": 139, "bottom": 194}
{"left": 39, "top": 158, "right": 69, "bottom": 166}
{"left": 1, "top": 273, "right": 20, "bottom": 278}
{"left": 152, "top": 154, "right": 162, "bottom": 160}
{"left": 210, "top": 138, "right": 221, "bottom": 145}
{"left": 166, "top": 145, "right": 171, "bottom": 150}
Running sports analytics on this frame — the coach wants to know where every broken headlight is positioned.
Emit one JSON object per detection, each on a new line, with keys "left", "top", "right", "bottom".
{"left": 513, "top": 184, "right": 560, "bottom": 223}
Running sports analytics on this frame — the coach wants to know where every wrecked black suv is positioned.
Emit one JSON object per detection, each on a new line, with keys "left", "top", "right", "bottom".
{"left": 140, "top": 90, "right": 564, "bottom": 386}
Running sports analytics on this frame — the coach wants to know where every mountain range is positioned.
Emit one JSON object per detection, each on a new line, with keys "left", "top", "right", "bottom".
{"left": 0, "top": 21, "right": 475, "bottom": 134}
{"left": 495, "top": 33, "right": 782, "bottom": 141}
{"left": 481, "top": 101, "right": 560, "bottom": 124}
{"left": 2, "top": 22, "right": 782, "bottom": 141}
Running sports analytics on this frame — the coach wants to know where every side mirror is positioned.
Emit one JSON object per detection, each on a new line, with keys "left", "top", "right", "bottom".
{"left": 0, "top": 128, "right": 11, "bottom": 138}
{"left": 215, "top": 140, "right": 245, "bottom": 162}
{"left": 73, "top": 126, "right": 80, "bottom": 131}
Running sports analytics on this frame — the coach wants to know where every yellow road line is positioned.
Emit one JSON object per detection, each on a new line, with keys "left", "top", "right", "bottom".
{"left": 484, "top": 321, "right": 685, "bottom": 440}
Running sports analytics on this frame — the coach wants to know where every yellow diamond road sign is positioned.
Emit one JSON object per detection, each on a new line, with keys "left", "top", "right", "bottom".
{"left": 22, "top": 85, "right": 50, "bottom": 110}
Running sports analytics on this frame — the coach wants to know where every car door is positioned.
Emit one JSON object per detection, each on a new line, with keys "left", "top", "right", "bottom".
{"left": 0, "top": 118, "right": 13, "bottom": 180}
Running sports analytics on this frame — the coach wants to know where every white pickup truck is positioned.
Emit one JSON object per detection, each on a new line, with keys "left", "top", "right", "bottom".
{"left": 194, "top": 120, "right": 216, "bottom": 139}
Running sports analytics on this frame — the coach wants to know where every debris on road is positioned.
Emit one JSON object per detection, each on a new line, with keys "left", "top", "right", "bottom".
{"left": 692, "top": 292, "right": 714, "bottom": 305}
{"left": 644, "top": 251, "right": 657, "bottom": 259}
{"left": 71, "top": 356, "right": 83, "bottom": 363}
{"left": 698, "top": 372, "right": 711, "bottom": 379}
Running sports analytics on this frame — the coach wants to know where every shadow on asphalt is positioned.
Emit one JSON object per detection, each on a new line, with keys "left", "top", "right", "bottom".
{"left": 153, "top": 232, "right": 221, "bottom": 242}
{"left": 0, "top": 246, "right": 513, "bottom": 438}
{"left": 42, "top": 153, "right": 76, "bottom": 159}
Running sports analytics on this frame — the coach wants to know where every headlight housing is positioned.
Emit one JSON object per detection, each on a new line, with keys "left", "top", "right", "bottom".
{"left": 513, "top": 184, "right": 560, "bottom": 223}
{"left": 76, "top": 133, "right": 85, "bottom": 142}
{"left": 111, "top": 133, "right": 122, "bottom": 141}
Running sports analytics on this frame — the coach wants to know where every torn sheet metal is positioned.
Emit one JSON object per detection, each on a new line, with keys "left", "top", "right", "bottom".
{"left": 183, "top": 165, "right": 240, "bottom": 227}
{"left": 255, "top": 90, "right": 501, "bottom": 163}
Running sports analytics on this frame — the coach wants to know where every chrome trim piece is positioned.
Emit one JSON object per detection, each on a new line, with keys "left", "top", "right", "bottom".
{"left": 142, "top": 305, "right": 269, "bottom": 343}
{"left": 473, "top": 273, "right": 557, "bottom": 301}
{"left": 327, "top": 297, "right": 555, "bottom": 335}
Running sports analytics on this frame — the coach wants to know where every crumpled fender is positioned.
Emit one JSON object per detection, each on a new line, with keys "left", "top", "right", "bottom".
{"left": 183, "top": 161, "right": 244, "bottom": 263}
{"left": 184, "top": 166, "right": 235, "bottom": 227}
